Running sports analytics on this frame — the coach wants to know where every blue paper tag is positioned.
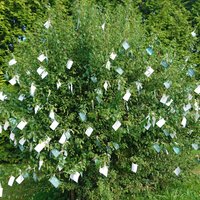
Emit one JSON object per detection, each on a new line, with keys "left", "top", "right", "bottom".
{"left": 153, "top": 144, "right": 161, "bottom": 153}
{"left": 146, "top": 47, "right": 153, "bottom": 55}
{"left": 161, "top": 60, "right": 169, "bottom": 68}
{"left": 173, "top": 147, "right": 180, "bottom": 154}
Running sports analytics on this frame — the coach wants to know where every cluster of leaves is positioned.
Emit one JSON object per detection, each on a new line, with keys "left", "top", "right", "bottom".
{"left": 0, "top": 0, "right": 199, "bottom": 199}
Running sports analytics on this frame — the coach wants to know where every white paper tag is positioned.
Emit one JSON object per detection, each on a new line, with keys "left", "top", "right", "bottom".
{"left": 156, "top": 118, "right": 166, "bottom": 128}
{"left": 37, "top": 54, "right": 46, "bottom": 62}
{"left": 9, "top": 76, "right": 17, "bottom": 85}
{"left": 50, "top": 120, "right": 59, "bottom": 130}
{"left": 131, "top": 163, "right": 138, "bottom": 173}
{"left": 115, "top": 67, "right": 124, "bottom": 75}
{"left": 8, "top": 176, "right": 15, "bottom": 186}
{"left": 166, "top": 99, "right": 173, "bottom": 106}
{"left": 103, "top": 81, "right": 109, "bottom": 91}
{"left": 106, "top": 60, "right": 111, "bottom": 70}
{"left": 34, "top": 142, "right": 46, "bottom": 153}
{"left": 144, "top": 66, "right": 154, "bottom": 77}
{"left": 44, "top": 20, "right": 51, "bottom": 29}
{"left": 0, "top": 92, "right": 7, "bottom": 101}
{"left": 49, "top": 110, "right": 55, "bottom": 120}
{"left": 194, "top": 85, "right": 200, "bottom": 94}
{"left": 112, "top": 120, "right": 121, "bottom": 131}
{"left": 163, "top": 81, "right": 171, "bottom": 89}
{"left": 30, "top": 83, "right": 36, "bottom": 97}
{"left": 99, "top": 165, "right": 108, "bottom": 177}
{"left": 18, "top": 94, "right": 25, "bottom": 101}
{"left": 101, "top": 23, "right": 105, "bottom": 30}
{"left": 191, "top": 31, "right": 196, "bottom": 37}
{"left": 34, "top": 105, "right": 40, "bottom": 114}
{"left": 123, "top": 90, "right": 131, "bottom": 101}
{"left": 181, "top": 117, "right": 187, "bottom": 128}
{"left": 122, "top": 41, "right": 130, "bottom": 50}
{"left": 19, "top": 138, "right": 26, "bottom": 146}
{"left": 183, "top": 104, "right": 191, "bottom": 112}
{"left": 85, "top": 127, "right": 93, "bottom": 137}
{"left": 0, "top": 187, "right": 3, "bottom": 197}
{"left": 41, "top": 71, "right": 48, "bottom": 79}
{"left": 70, "top": 172, "right": 80, "bottom": 183}
{"left": 66, "top": 59, "right": 73, "bottom": 69}
{"left": 160, "top": 94, "right": 169, "bottom": 104}
{"left": 174, "top": 167, "right": 181, "bottom": 176}
{"left": 9, "top": 59, "right": 17, "bottom": 66}
{"left": 0, "top": 125, "right": 2, "bottom": 134}
{"left": 59, "top": 133, "right": 67, "bottom": 144}
{"left": 49, "top": 176, "right": 60, "bottom": 188}
{"left": 16, "top": 175, "right": 24, "bottom": 184}
{"left": 110, "top": 52, "right": 117, "bottom": 60}
{"left": 3, "top": 121, "right": 9, "bottom": 130}
{"left": 37, "top": 66, "right": 45, "bottom": 75}
{"left": 57, "top": 80, "right": 62, "bottom": 89}
{"left": 17, "top": 121, "right": 27, "bottom": 130}
{"left": 39, "top": 160, "right": 43, "bottom": 170}
{"left": 10, "top": 132, "right": 15, "bottom": 141}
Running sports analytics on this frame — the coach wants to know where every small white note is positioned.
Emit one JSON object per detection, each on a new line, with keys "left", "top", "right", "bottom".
{"left": 16, "top": 175, "right": 24, "bottom": 184}
{"left": 122, "top": 41, "right": 130, "bottom": 50}
{"left": 39, "top": 160, "right": 43, "bottom": 170}
{"left": 160, "top": 94, "right": 169, "bottom": 104}
{"left": 131, "top": 163, "right": 138, "bottom": 173}
{"left": 112, "top": 120, "right": 121, "bottom": 131}
{"left": 99, "top": 165, "right": 108, "bottom": 177}
{"left": 18, "top": 94, "right": 25, "bottom": 101}
{"left": 115, "top": 67, "right": 124, "bottom": 75}
{"left": 49, "top": 176, "right": 60, "bottom": 188}
{"left": 44, "top": 20, "right": 51, "bottom": 29}
{"left": 194, "top": 85, "right": 200, "bottom": 94}
{"left": 102, "top": 23, "right": 105, "bottom": 31}
{"left": 30, "top": 83, "right": 36, "bottom": 97}
{"left": 66, "top": 59, "right": 73, "bottom": 69}
{"left": 85, "top": 127, "right": 93, "bottom": 137}
{"left": 9, "top": 59, "right": 17, "bottom": 66}
{"left": 17, "top": 121, "right": 27, "bottom": 130}
{"left": 181, "top": 117, "right": 187, "bottom": 128}
{"left": 0, "top": 187, "right": 3, "bottom": 197}
{"left": 50, "top": 120, "right": 59, "bottom": 130}
{"left": 34, "top": 105, "right": 40, "bottom": 114}
{"left": 34, "top": 142, "right": 46, "bottom": 153}
{"left": 8, "top": 176, "right": 15, "bottom": 186}
{"left": 166, "top": 99, "right": 173, "bottom": 106}
{"left": 19, "top": 138, "right": 26, "bottom": 146}
{"left": 183, "top": 104, "right": 191, "bottom": 112}
{"left": 0, "top": 92, "right": 7, "bottom": 101}
{"left": 106, "top": 60, "right": 111, "bottom": 70}
{"left": 3, "top": 121, "right": 9, "bottom": 130}
{"left": 156, "top": 118, "right": 166, "bottom": 128}
{"left": 174, "top": 167, "right": 181, "bottom": 176}
{"left": 37, "top": 54, "right": 46, "bottom": 62}
{"left": 9, "top": 76, "right": 17, "bottom": 85}
{"left": 70, "top": 172, "right": 80, "bottom": 183}
{"left": 10, "top": 132, "right": 15, "bottom": 141}
{"left": 191, "top": 31, "right": 196, "bottom": 37}
{"left": 123, "top": 90, "right": 131, "bottom": 101}
{"left": 144, "top": 66, "right": 154, "bottom": 77}
{"left": 110, "top": 52, "right": 117, "bottom": 60}
{"left": 57, "top": 80, "right": 62, "bottom": 89}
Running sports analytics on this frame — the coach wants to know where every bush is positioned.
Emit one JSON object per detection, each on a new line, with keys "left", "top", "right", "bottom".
{"left": 0, "top": 0, "right": 199, "bottom": 198}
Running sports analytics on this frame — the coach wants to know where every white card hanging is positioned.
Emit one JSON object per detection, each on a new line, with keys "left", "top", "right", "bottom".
{"left": 66, "top": 59, "right": 73, "bottom": 69}
{"left": 10, "top": 132, "right": 15, "bottom": 141}
{"left": 192, "top": 144, "right": 198, "bottom": 150}
{"left": 156, "top": 118, "right": 166, "bottom": 128}
{"left": 173, "top": 167, "right": 181, "bottom": 176}
{"left": 135, "top": 81, "right": 143, "bottom": 91}
{"left": 99, "top": 165, "right": 108, "bottom": 177}
{"left": 110, "top": 52, "right": 117, "bottom": 60}
{"left": 9, "top": 76, "right": 17, "bottom": 85}
{"left": 0, "top": 185, "right": 3, "bottom": 197}
{"left": 183, "top": 104, "right": 191, "bottom": 112}
{"left": 44, "top": 20, "right": 51, "bottom": 29}
{"left": 103, "top": 81, "right": 109, "bottom": 91}
{"left": 101, "top": 23, "right": 105, "bottom": 31}
{"left": 34, "top": 142, "right": 46, "bottom": 153}
{"left": 19, "top": 138, "right": 26, "bottom": 146}
{"left": 115, "top": 67, "right": 124, "bottom": 75}
{"left": 3, "top": 121, "right": 9, "bottom": 130}
{"left": 18, "top": 94, "right": 25, "bottom": 101}
{"left": 163, "top": 81, "right": 171, "bottom": 89}
{"left": 160, "top": 94, "right": 169, "bottom": 104}
{"left": 131, "top": 163, "right": 138, "bottom": 173}
{"left": 41, "top": 71, "right": 48, "bottom": 79}
{"left": 34, "top": 105, "right": 40, "bottom": 114}
{"left": 70, "top": 172, "right": 80, "bottom": 183}
{"left": 50, "top": 120, "right": 59, "bottom": 130}
{"left": 37, "top": 54, "right": 46, "bottom": 62}
{"left": 49, "top": 176, "right": 60, "bottom": 188}
{"left": 106, "top": 60, "right": 111, "bottom": 70}
{"left": 188, "top": 94, "right": 193, "bottom": 100}
{"left": 123, "top": 90, "right": 131, "bottom": 101}
{"left": 122, "top": 41, "right": 130, "bottom": 50}
{"left": 0, "top": 92, "right": 7, "bottom": 101}
{"left": 112, "top": 120, "right": 121, "bottom": 131}
{"left": 0, "top": 125, "right": 2, "bottom": 133}
{"left": 39, "top": 160, "right": 43, "bottom": 170}
{"left": 49, "top": 110, "right": 55, "bottom": 120}
{"left": 30, "top": 83, "right": 36, "bottom": 97}
{"left": 8, "top": 176, "right": 15, "bottom": 186}
{"left": 144, "top": 66, "right": 154, "bottom": 77}
{"left": 85, "top": 127, "right": 93, "bottom": 137}
{"left": 191, "top": 31, "right": 196, "bottom": 37}
{"left": 17, "top": 121, "right": 27, "bottom": 130}
{"left": 144, "top": 122, "right": 151, "bottom": 130}
{"left": 16, "top": 175, "right": 24, "bottom": 184}
{"left": 194, "top": 85, "right": 200, "bottom": 94}
{"left": 181, "top": 117, "right": 187, "bottom": 128}
{"left": 37, "top": 66, "right": 45, "bottom": 75}
{"left": 57, "top": 80, "right": 62, "bottom": 89}
{"left": 59, "top": 133, "right": 67, "bottom": 144}
{"left": 9, "top": 59, "right": 17, "bottom": 66}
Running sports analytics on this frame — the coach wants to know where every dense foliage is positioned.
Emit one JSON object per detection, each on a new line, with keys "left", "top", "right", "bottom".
{"left": 0, "top": 0, "right": 199, "bottom": 199}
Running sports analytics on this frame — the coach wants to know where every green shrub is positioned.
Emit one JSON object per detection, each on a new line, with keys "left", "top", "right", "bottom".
{"left": 0, "top": 0, "right": 199, "bottom": 199}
